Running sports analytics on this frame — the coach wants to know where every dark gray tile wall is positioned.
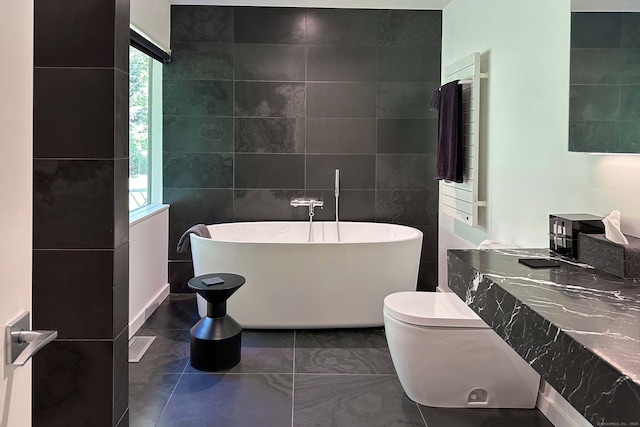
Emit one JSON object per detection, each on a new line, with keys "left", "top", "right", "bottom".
{"left": 570, "top": 12, "right": 640, "bottom": 153}
{"left": 32, "top": 0, "right": 129, "bottom": 425}
{"left": 164, "top": 6, "right": 442, "bottom": 291}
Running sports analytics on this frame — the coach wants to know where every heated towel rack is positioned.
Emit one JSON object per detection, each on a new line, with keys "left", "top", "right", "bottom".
{"left": 440, "top": 52, "right": 488, "bottom": 227}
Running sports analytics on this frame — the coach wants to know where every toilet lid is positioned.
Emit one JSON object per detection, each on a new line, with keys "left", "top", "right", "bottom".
{"left": 383, "top": 292, "right": 488, "bottom": 328}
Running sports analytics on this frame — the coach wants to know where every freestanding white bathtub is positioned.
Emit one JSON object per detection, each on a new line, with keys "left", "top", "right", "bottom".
{"left": 190, "top": 221, "right": 423, "bottom": 329}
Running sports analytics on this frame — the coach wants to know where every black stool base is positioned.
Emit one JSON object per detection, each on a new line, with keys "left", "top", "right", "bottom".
{"left": 189, "top": 315, "right": 242, "bottom": 371}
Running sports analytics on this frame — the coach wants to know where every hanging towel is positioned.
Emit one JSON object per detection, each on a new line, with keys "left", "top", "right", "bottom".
{"left": 431, "top": 80, "right": 464, "bottom": 183}
{"left": 176, "top": 224, "right": 211, "bottom": 253}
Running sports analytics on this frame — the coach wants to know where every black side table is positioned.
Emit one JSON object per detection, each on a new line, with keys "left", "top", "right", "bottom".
{"left": 188, "top": 273, "right": 245, "bottom": 371}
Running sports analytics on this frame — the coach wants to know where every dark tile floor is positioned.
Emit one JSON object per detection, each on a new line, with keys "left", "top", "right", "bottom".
{"left": 129, "top": 294, "right": 555, "bottom": 427}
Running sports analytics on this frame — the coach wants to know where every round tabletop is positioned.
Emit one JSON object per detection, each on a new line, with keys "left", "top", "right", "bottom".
{"left": 188, "top": 273, "right": 246, "bottom": 292}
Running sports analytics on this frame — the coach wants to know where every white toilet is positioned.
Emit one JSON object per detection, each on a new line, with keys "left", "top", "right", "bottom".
{"left": 383, "top": 291, "right": 541, "bottom": 408}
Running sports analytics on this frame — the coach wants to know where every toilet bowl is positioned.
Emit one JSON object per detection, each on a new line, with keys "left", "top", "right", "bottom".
{"left": 383, "top": 292, "right": 540, "bottom": 408}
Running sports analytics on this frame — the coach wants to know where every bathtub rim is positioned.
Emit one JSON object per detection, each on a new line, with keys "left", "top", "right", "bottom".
{"left": 190, "top": 221, "right": 424, "bottom": 245}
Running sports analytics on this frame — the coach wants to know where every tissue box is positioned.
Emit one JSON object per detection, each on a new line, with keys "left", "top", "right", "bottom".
{"left": 578, "top": 233, "right": 640, "bottom": 279}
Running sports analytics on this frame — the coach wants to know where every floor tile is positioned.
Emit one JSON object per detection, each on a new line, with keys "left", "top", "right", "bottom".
{"left": 418, "top": 405, "right": 555, "bottom": 427}
{"left": 129, "top": 373, "right": 180, "bottom": 427}
{"left": 156, "top": 373, "right": 293, "bottom": 427}
{"left": 141, "top": 294, "right": 200, "bottom": 330}
{"left": 293, "top": 374, "right": 424, "bottom": 427}
{"left": 295, "top": 329, "right": 396, "bottom": 374}
{"left": 130, "top": 329, "right": 190, "bottom": 375}
{"left": 184, "top": 330, "right": 294, "bottom": 374}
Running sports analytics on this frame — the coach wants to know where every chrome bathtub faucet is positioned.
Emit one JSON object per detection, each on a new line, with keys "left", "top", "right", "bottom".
{"left": 290, "top": 198, "right": 323, "bottom": 242}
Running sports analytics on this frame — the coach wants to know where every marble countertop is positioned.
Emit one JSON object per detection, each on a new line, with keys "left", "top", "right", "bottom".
{"left": 447, "top": 248, "right": 640, "bottom": 425}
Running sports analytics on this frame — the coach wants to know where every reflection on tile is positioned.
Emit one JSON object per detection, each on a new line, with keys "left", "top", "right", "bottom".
{"left": 620, "top": 85, "right": 640, "bottom": 120}
{"left": 185, "top": 330, "right": 294, "bottom": 374}
{"left": 571, "top": 12, "right": 621, "bottom": 49}
{"left": 378, "top": 82, "right": 437, "bottom": 119}
{"left": 415, "top": 224, "right": 438, "bottom": 261}
{"left": 307, "top": 46, "right": 377, "bottom": 82}
{"left": 234, "top": 189, "right": 306, "bottom": 221}
{"left": 569, "top": 85, "right": 620, "bottom": 121}
{"left": 163, "top": 153, "right": 233, "bottom": 188}
{"left": 307, "top": 83, "right": 376, "bottom": 118}
{"left": 618, "top": 120, "right": 640, "bottom": 152}
{"left": 235, "top": 82, "right": 305, "bottom": 117}
{"left": 168, "top": 261, "right": 195, "bottom": 293}
{"left": 163, "top": 80, "right": 232, "bottom": 116}
{"left": 234, "top": 154, "right": 305, "bottom": 189}
{"left": 234, "top": 7, "right": 306, "bottom": 44}
{"left": 378, "top": 10, "right": 442, "bottom": 46}
{"left": 130, "top": 374, "right": 181, "bottom": 427}
{"left": 235, "top": 118, "right": 305, "bottom": 153}
{"left": 376, "top": 190, "right": 437, "bottom": 225}
{"left": 622, "top": 13, "right": 640, "bottom": 48}
{"left": 33, "top": 159, "right": 115, "bottom": 249}
{"left": 312, "top": 190, "right": 375, "bottom": 222}
{"left": 378, "top": 45, "right": 441, "bottom": 82}
{"left": 419, "top": 405, "right": 554, "bottom": 427}
{"left": 295, "top": 329, "right": 395, "bottom": 374}
{"left": 164, "top": 116, "right": 233, "bottom": 153}
{"left": 377, "top": 119, "right": 437, "bottom": 154}
{"left": 235, "top": 44, "right": 306, "bottom": 81}
{"left": 294, "top": 375, "right": 424, "bottom": 427}
{"left": 570, "top": 48, "right": 620, "bottom": 84}
{"left": 377, "top": 155, "right": 434, "bottom": 190}
{"left": 164, "top": 43, "right": 233, "bottom": 80}
{"left": 129, "top": 329, "right": 190, "bottom": 375}
{"left": 157, "top": 374, "right": 293, "bottom": 427}
{"left": 621, "top": 49, "right": 640, "bottom": 84}
{"left": 569, "top": 121, "right": 618, "bottom": 153}
{"left": 306, "top": 155, "right": 375, "bottom": 190}
{"left": 417, "top": 261, "right": 437, "bottom": 291}
{"left": 306, "top": 9, "right": 378, "bottom": 45}
{"left": 171, "top": 6, "right": 233, "bottom": 43}
{"left": 306, "top": 119, "right": 376, "bottom": 154}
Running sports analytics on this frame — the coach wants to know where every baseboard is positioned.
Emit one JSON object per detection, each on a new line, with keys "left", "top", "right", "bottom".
{"left": 129, "top": 284, "right": 170, "bottom": 338}
{"left": 536, "top": 380, "right": 594, "bottom": 427}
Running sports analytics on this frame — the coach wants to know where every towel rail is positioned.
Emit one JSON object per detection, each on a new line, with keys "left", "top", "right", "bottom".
{"left": 440, "top": 52, "right": 488, "bottom": 227}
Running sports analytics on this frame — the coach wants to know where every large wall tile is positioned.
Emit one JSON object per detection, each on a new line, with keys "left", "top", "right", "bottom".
{"left": 164, "top": 43, "right": 233, "bottom": 80}
{"left": 114, "top": 158, "right": 129, "bottom": 248}
{"left": 621, "top": 13, "right": 640, "bottom": 48}
{"left": 34, "top": 68, "right": 114, "bottom": 158}
{"left": 306, "top": 155, "right": 375, "bottom": 190}
{"left": 236, "top": 118, "right": 305, "bottom": 153}
{"left": 163, "top": 80, "right": 232, "bottom": 116}
{"left": 235, "top": 82, "right": 305, "bottom": 117}
{"left": 306, "top": 9, "right": 378, "bottom": 45}
{"left": 115, "top": 69, "right": 128, "bottom": 159}
{"left": 569, "top": 121, "right": 618, "bottom": 153}
{"left": 571, "top": 12, "right": 621, "bottom": 48}
{"left": 235, "top": 44, "right": 305, "bottom": 81}
{"left": 620, "top": 85, "right": 640, "bottom": 120}
{"left": 169, "top": 260, "right": 195, "bottom": 293}
{"left": 378, "top": 10, "right": 442, "bottom": 46}
{"left": 234, "top": 189, "right": 306, "bottom": 221}
{"left": 113, "top": 331, "right": 129, "bottom": 424}
{"left": 569, "top": 85, "right": 620, "bottom": 121}
{"left": 163, "top": 153, "right": 233, "bottom": 188}
{"left": 379, "top": 45, "right": 441, "bottom": 82}
{"left": 417, "top": 261, "right": 437, "bottom": 291}
{"left": 33, "top": 250, "right": 116, "bottom": 339}
{"left": 164, "top": 116, "right": 233, "bottom": 153}
{"left": 377, "top": 155, "right": 434, "bottom": 190}
{"left": 570, "top": 49, "right": 620, "bottom": 84}
{"left": 307, "top": 46, "right": 377, "bottom": 82}
{"left": 307, "top": 83, "right": 376, "bottom": 118}
{"left": 376, "top": 190, "right": 438, "bottom": 225}
{"left": 235, "top": 154, "right": 305, "bottom": 189}
{"left": 306, "top": 119, "right": 376, "bottom": 154}
{"left": 33, "top": 341, "right": 116, "bottom": 426}
{"left": 312, "top": 190, "right": 375, "bottom": 221}
{"left": 618, "top": 120, "right": 640, "bottom": 152}
{"left": 34, "top": 160, "right": 115, "bottom": 249}
{"left": 378, "top": 82, "right": 438, "bottom": 119}
{"left": 377, "top": 119, "right": 437, "bottom": 154}
{"left": 34, "top": 0, "right": 115, "bottom": 67}
{"left": 620, "top": 49, "right": 640, "bottom": 84}
{"left": 234, "top": 7, "right": 306, "bottom": 44}
{"left": 171, "top": 6, "right": 233, "bottom": 43}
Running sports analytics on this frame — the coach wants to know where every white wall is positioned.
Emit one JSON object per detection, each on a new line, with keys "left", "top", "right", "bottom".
{"left": 129, "top": 207, "right": 170, "bottom": 337}
{"left": 0, "top": 1, "right": 33, "bottom": 426}
{"left": 131, "top": 0, "right": 171, "bottom": 52}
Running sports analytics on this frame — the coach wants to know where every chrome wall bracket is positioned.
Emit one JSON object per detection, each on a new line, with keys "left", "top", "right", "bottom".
{"left": 5, "top": 312, "right": 58, "bottom": 366}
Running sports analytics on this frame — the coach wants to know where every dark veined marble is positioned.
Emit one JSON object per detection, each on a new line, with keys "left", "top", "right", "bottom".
{"left": 447, "top": 248, "right": 640, "bottom": 426}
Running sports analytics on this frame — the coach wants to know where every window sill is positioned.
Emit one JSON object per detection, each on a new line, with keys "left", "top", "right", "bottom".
{"left": 129, "top": 204, "right": 169, "bottom": 227}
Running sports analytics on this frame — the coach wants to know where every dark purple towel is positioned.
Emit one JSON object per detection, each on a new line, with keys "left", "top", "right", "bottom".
{"left": 176, "top": 224, "right": 211, "bottom": 253}
{"left": 431, "top": 80, "right": 464, "bottom": 183}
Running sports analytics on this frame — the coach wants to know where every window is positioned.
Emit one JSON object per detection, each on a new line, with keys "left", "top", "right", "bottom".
{"left": 129, "top": 46, "right": 153, "bottom": 211}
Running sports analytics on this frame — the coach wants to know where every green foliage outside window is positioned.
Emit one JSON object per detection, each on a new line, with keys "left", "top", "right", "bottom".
{"left": 129, "top": 47, "right": 150, "bottom": 178}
